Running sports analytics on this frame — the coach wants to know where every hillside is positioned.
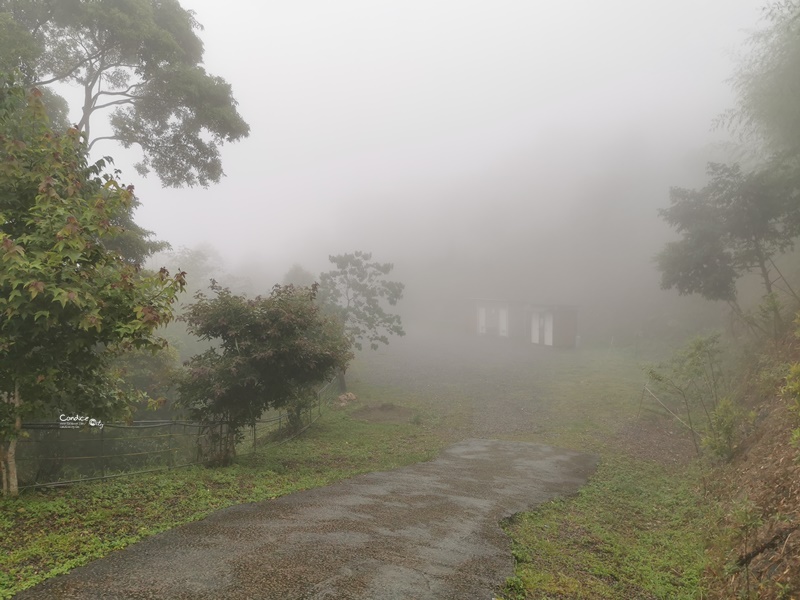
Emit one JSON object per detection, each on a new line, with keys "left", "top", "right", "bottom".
{"left": 709, "top": 328, "right": 800, "bottom": 598}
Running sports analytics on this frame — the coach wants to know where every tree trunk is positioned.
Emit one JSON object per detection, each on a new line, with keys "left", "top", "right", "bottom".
{"left": 683, "top": 397, "right": 701, "bottom": 458}
{"left": 3, "top": 382, "right": 22, "bottom": 496}
{"left": 769, "top": 258, "right": 800, "bottom": 304}
{"left": 336, "top": 370, "right": 347, "bottom": 394}
{"left": 288, "top": 405, "right": 304, "bottom": 432}
{"left": 727, "top": 300, "right": 764, "bottom": 337}
{"left": 0, "top": 390, "right": 6, "bottom": 495}
{"left": 7, "top": 438, "right": 18, "bottom": 496}
{"left": 223, "top": 422, "right": 236, "bottom": 466}
{"left": 755, "top": 246, "right": 783, "bottom": 336}
{"left": 1, "top": 443, "right": 8, "bottom": 496}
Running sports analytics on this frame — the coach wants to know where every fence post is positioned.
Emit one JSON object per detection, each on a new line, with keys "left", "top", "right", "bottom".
{"left": 100, "top": 425, "right": 106, "bottom": 483}
{"left": 318, "top": 390, "right": 322, "bottom": 416}
{"left": 168, "top": 423, "right": 174, "bottom": 470}
{"left": 194, "top": 423, "right": 202, "bottom": 464}
{"left": 252, "top": 422, "right": 256, "bottom": 452}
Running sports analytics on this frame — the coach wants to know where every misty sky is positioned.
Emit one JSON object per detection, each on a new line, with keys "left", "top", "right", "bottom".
{"left": 82, "top": 0, "right": 765, "bottom": 283}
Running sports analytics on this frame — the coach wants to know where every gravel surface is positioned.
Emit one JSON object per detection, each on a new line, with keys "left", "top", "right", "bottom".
{"left": 17, "top": 439, "right": 597, "bottom": 599}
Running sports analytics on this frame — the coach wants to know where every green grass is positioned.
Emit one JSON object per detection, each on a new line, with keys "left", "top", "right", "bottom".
{"left": 0, "top": 407, "right": 447, "bottom": 598}
{"left": 355, "top": 342, "right": 717, "bottom": 599}
{"left": 493, "top": 347, "right": 717, "bottom": 599}
{"left": 500, "top": 456, "right": 714, "bottom": 599}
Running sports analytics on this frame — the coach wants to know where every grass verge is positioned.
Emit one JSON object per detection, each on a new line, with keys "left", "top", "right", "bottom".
{"left": 499, "top": 456, "right": 715, "bottom": 599}
{"left": 494, "top": 346, "right": 716, "bottom": 599}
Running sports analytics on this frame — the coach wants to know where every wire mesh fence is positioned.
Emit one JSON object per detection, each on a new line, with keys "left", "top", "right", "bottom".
{"left": 16, "top": 379, "right": 343, "bottom": 490}
{"left": 15, "top": 420, "right": 203, "bottom": 489}
{"left": 244, "top": 379, "right": 342, "bottom": 452}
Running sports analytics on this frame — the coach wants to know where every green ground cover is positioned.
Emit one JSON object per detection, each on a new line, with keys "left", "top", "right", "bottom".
{"left": 498, "top": 348, "right": 716, "bottom": 599}
{"left": 500, "top": 457, "right": 712, "bottom": 600}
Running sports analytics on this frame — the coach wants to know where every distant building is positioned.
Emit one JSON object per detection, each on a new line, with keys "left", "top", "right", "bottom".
{"left": 473, "top": 298, "right": 578, "bottom": 348}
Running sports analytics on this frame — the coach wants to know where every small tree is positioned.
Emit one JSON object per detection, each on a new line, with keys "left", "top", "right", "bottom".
{"left": 645, "top": 333, "right": 737, "bottom": 459}
{"left": 282, "top": 263, "right": 316, "bottom": 287}
{"left": 726, "top": 2, "right": 800, "bottom": 166}
{"left": 318, "top": 251, "right": 405, "bottom": 391}
{"left": 179, "top": 283, "right": 352, "bottom": 465}
{"left": 657, "top": 163, "right": 800, "bottom": 338}
{"left": 0, "top": 80, "right": 185, "bottom": 496}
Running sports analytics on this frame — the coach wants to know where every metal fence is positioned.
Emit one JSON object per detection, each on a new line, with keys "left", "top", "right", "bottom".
{"left": 16, "top": 380, "right": 342, "bottom": 490}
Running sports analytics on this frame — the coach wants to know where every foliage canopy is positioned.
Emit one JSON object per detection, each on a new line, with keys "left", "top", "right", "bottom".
{"left": 0, "top": 0, "right": 250, "bottom": 188}
{"left": 657, "top": 162, "right": 799, "bottom": 309}
{"left": 0, "top": 78, "right": 185, "bottom": 495}
{"left": 658, "top": 3, "right": 800, "bottom": 338}
{"left": 729, "top": 2, "right": 800, "bottom": 164}
{"left": 318, "top": 251, "right": 405, "bottom": 352}
{"left": 179, "top": 283, "right": 352, "bottom": 464}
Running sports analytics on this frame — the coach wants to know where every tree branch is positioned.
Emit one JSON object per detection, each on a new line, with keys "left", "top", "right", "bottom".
{"left": 95, "top": 83, "right": 144, "bottom": 98}
{"left": 87, "top": 136, "right": 118, "bottom": 151}
{"left": 34, "top": 58, "right": 93, "bottom": 85}
{"left": 74, "top": 33, "right": 97, "bottom": 65}
{"left": 35, "top": 34, "right": 104, "bottom": 86}
{"left": 30, "top": 6, "right": 56, "bottom": 38}
{"left": 769, "top": 257, "right": 800, "bottom": 303}
{"left": 98, "top": 61, "right": 142, "bottom": 71}
{"left": 92, "top": 98, "right": 137, "bottom": 111}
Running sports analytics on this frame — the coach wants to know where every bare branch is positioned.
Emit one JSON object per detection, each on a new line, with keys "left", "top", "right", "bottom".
{"left": 643, "top": 386, "right": 695, "bottom": 433}
{"left": 92, "top": 98, "right": 136, "bottom": 111}
{"left": 34, "top": 65, "right": 85, "bottom": 86}
{"left": 95, "top": 83, "right": 144, "bottom": 98}
{"left": 769, "top": 257, "right": 800, "bottom": 303}
{"left": 98, "top": 61, "right": 141, "bottom": 71}
{"left": 87, "top": 136, "right": 118, "bottom": 151}
{"left": 33, "top": 48, "right": 105, "bottom": 86}
{"left": 74, "top": 32, "right": 97, "bottom": 62}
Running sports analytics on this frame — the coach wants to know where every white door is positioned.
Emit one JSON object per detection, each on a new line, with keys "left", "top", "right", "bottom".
{"left": 499, "top": 307, "right": 509, "bottom": 337}
{"left": 478, "top": 306, "right": 486, "bottom": 334}
{"left": 544, "top": 312, "right": 554, "bottom": 346}
{"left": 530, "top": 311, "right": 540, "bottom": 344}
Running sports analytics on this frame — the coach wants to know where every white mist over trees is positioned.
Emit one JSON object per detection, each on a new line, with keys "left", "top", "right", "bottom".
{"left": 657, "top": 3, "right": 800, "bottom": 340}
{"left": 1, "top": 0, "right": 783, "bottom": 495}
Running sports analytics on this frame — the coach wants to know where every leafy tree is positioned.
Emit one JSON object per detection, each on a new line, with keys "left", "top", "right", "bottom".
{"left": 0, "top": 80, "right": 185, "bottom": 496}
{"left": 112, "top": 344, "right": 183, "bottom": 419}
{"left": 727, "top": 2, "right": 800, "bottom": 164}
{"left": 645, "top": 334, "right": 735, "bottom": 459}
{"left": 179, "top": 283, "right": 352, "bottom": 465}
{"left": 318, "top": 251, "right": 405, "bottom": 391}
{"left": 0, "top": 0, "right": 250, "bottom": 187}
{"left": 154, "top": 245, "right": 226, "bottom": 298}
{"left": 283, "top": 263, "right": 316, "bottom": 288}
{"left": 657, "top": 163, "right": 800, "bottom": 336}
{"left": 318, "top": 251, "right": 405, "bottom": 351}
{"left": 149, "top": 245, "right": 233, "bottom": 361}
{"left": 103, "top": 191, "right": 169, "bottom": 265}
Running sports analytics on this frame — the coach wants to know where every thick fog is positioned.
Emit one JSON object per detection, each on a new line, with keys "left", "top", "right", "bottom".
{"left": 83, "top": 0, "right": 765, "bottom": 341}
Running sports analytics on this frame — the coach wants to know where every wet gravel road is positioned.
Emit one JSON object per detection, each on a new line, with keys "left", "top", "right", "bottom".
{"left": 17, "top": 439, "right": 598, "bottom": 599}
